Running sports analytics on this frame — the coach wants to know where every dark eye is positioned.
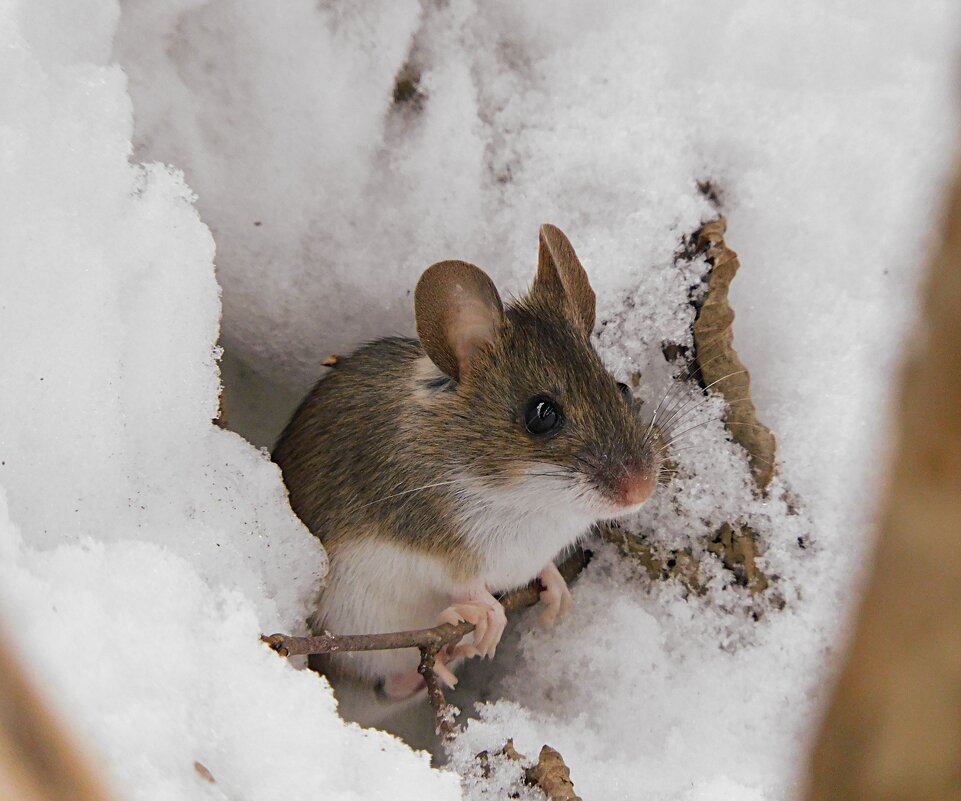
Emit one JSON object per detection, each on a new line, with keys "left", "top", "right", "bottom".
{"left": 524, "top": 395, "right": 563, "bottom": 436}
{"left": 617, "top": 382, "right": 633, "bottom": 403}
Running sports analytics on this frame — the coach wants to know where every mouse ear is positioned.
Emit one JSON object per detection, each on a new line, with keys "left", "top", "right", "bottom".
{"left": 532, "top": 224, "right": 596, "bottom": 337}
{"left": 415, "top": 260, "right": 504, "bottom": 381}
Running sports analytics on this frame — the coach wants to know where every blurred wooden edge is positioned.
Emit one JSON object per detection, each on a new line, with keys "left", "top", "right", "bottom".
{"left": 802, "top": 158, "right": 961, "bottom": 799}
{"left": 0, "top": 629, "right": 116, "bottom": 801}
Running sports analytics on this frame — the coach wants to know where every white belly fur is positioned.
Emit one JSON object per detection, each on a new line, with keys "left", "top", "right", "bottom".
{"left": 455, "top": 473, "right": 596, "bottom": 592}
{"left": 463, "top": 501, "right": 593, "bottom": 592}
{"left": 316, "top": 537, "right": 456, "bottom": 684}
{"left": 317, "top": 478, "right": 593, "bottom": 687}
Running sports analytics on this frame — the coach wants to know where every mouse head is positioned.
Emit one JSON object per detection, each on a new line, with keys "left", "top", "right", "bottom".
{"left": 414, "top": 225, "right": 661, "bottom": 520}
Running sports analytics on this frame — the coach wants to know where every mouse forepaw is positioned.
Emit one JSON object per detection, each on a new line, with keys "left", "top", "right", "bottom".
{"left": 537, "top": 561, "right": 573, "bottom": 626}
{"left": 437, "top": 601, "right": 491, "bottom": 649}
{"left": 438, "top": 588, "right": 506, "bottom": 660}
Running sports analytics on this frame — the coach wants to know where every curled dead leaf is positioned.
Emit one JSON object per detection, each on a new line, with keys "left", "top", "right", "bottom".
{"left": 600, "top": 522, "right": 702, "bottom": 590}
{"left": 605, "top": 216, "right": 783, "bottom": 601}
{"left": 526, "top": 745, "right": 581, "bottom": 801}
{"left": 692, "top": 218, "right": 777, "bottom": 491}
{"left": 476, "top": 739, "right": 582, "bottom": 801}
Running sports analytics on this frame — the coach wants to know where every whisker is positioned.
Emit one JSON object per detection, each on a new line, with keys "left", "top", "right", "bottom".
{"left": 655, "top": 417, "right": 732, "bottom": 453}
{"left": 660, "top": 444, "right": 702, "bottom": 456}
{"left": 358, "top": 461, "right": 582, "bottom": 510}
{"left": 642, "top": 344, "right": 738, "bottom": 436}
{"left": 638, "top": 347, "right": 726, "bottom": 446}
{"left": 655, "top": 369, "right": 749, "bottom": 435}
{"left": 355, "top": 479, "right": 464, "bottom": 508}
{"left": 738, "top": 450, "right": 775, "bottom": 467}
{"left": 639, "top": 338, "right": 755, "bottom": 450}
{"left": 656, "top": 425, "right": 777, "bottom": 469}
{"left": 661, "top": 397, "right": 758, "bottom": 438}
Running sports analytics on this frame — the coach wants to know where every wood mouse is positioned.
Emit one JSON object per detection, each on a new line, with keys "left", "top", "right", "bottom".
{"left": 273, "top": 225, "right": 663, "bottom": 723}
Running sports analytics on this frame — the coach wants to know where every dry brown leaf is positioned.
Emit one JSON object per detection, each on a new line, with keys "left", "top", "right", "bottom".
{"left": 600, "top": 520, "right": 777, "bottom": 599}
{"left": 526, "top": 746, "right": 581, "bottom": 801}
{"left": 476, "top": 740, "right": 583, "bottom": 801}
{"left": 693, "top": 218, "right": 777, "bottom": 491}
{"left": 706, "top": 523, "right": 769, "bottom": 594}
{"left": 476, "top": 738, "right": 524, "bottom": 779}
{"left": 605, "top": 217, "right": 782, "bottom": 601}
{"left": 392, "top": 61, "right": 426, "bottom": 109}
{"left": 600, "top": 522, "right": 703, "bottom": 590}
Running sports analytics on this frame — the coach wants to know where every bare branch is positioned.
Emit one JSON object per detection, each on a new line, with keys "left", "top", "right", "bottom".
{"left": 417, "top": 642, "right": 457, "bottom": 740}
{"left": 262, "top": 548, "right": 591, "bottom": 738}
{"left": 261, "top": 547, "right": 590, "bottom": 659}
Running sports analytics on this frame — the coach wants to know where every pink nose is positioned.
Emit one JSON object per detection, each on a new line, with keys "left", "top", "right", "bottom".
{"left": 618, "top": 471, "right": 655, "bottom": 506}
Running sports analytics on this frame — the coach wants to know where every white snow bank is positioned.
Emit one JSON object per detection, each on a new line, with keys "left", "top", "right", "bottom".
{"left": 2, "top": 1, "right": 959, "bottom": 801}
{"left": 0, "top": 3, "right": 459, "bottom": 799}
{"left": 0, "top": 496, "right": 454, "bottom": 801}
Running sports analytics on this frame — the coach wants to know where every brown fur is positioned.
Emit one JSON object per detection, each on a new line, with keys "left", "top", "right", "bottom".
{"left": 273, "top": 224, "right": 659, "bottom": 613}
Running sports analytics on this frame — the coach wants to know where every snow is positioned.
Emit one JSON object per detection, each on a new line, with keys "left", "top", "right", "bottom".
{"left": 1, "top": 1, "right": 959, "bottom": 800}
{"left": 0, "top": 4, "right": 457, "bottom": 799}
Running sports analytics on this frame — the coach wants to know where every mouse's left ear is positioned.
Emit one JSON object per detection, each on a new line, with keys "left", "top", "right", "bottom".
{"left": 415, "top": 260, "right": 504, "bottom": 382}
{"left": 532, "top": 224, "right": 596, "bottom": 337}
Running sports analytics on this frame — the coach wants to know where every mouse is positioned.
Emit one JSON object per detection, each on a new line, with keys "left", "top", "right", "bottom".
{"left": 272, "top": 224, "right": 664, "bottom": 724}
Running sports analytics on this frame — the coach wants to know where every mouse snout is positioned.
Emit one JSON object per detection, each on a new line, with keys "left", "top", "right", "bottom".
{"left": 616, "top": 469, "right": 656, "bottom": 507}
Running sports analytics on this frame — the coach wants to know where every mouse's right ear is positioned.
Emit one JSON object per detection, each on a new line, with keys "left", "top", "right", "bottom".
{"left": 415, "top": 260, "right": 504, "bottom": 382}
{"left": 532, "top": 224, "right": 596, "bottom": 337}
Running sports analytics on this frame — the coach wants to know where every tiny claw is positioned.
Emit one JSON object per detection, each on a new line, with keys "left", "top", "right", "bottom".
{"left": 452, "top": 644, "right": 481, "bottom": 660}
{"left": 433, "top": 660, "right": 459, "bottom": 689}
{"left": 436, "top": 589, "right": 506, "bottom": 688}
{"left": 437, "top": 608, "right": 466, "bottom": 626}
{"left": 537, "top": 561, "right": 573, "bottom": 627}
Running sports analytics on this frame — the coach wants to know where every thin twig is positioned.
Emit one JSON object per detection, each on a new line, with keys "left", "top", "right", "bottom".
{"left": 261, "top": 548, "right": 590, "bottom": 658}
{"left": 417, "top": 642, "right": 457, "bottom": 739}
{"left": 262, "top": 548, "right": 591, "bottom": 735}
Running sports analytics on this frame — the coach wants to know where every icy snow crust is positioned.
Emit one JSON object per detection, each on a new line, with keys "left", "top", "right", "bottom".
{"left": 1, "top": 1, "right": 959, "bottom": 800}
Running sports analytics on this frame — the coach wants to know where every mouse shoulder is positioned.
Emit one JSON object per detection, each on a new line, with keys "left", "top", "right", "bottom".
{"left": 272, "top": 337, "right": 423, "bottom": 507}
{"left": 326, "top": 336, "right": 423, "bottom": 384}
